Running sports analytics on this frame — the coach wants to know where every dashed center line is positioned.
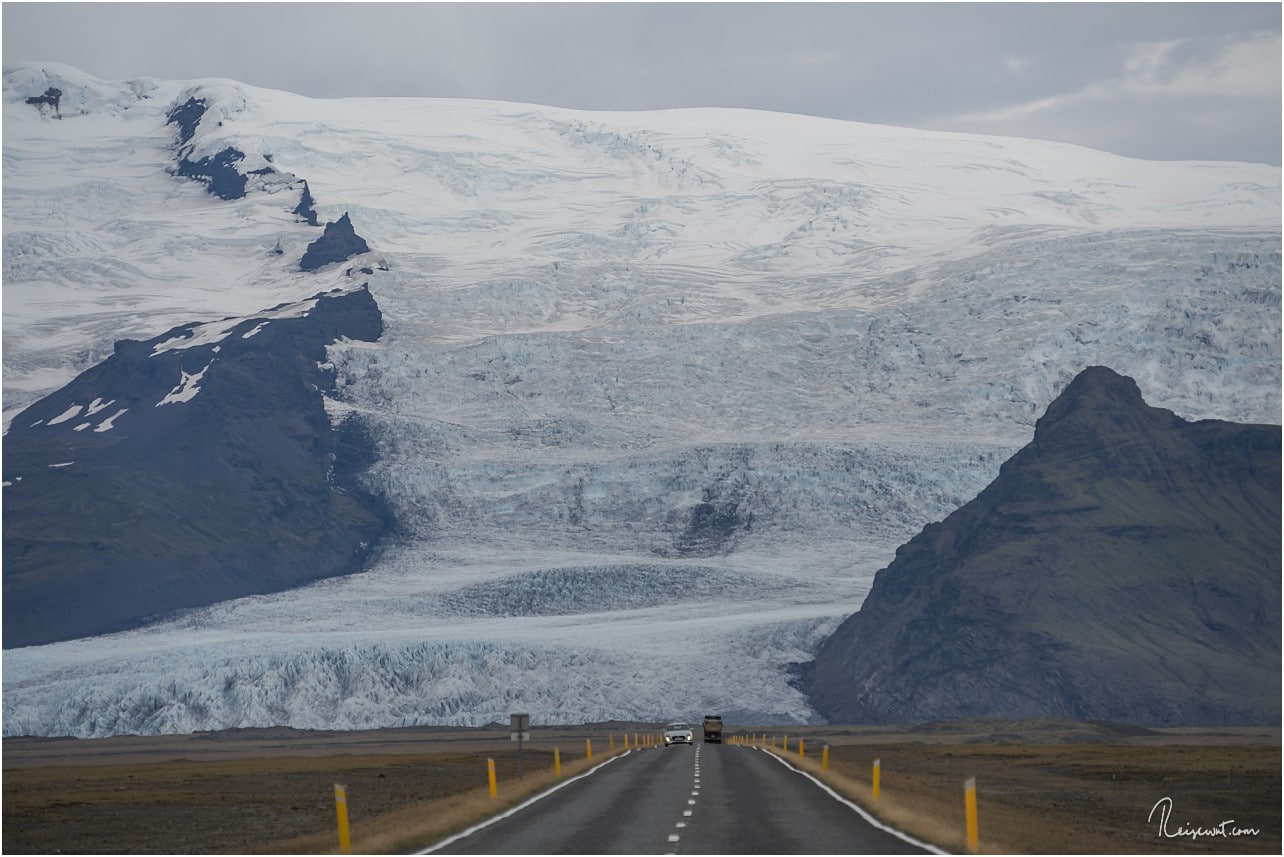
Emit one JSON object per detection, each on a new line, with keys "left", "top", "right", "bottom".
{"left": 668, "top": 745, "right": 704, "bottom": 854}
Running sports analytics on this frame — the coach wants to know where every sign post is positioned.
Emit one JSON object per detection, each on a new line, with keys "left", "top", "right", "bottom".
{"left": 333, "top": 783, "right": 351, "bottom": 854}
{"left": 964, "top": 777, "right": 979, "bottom": 852}
{"left": 510, "top": 713, "right": 530, "bottom": 779}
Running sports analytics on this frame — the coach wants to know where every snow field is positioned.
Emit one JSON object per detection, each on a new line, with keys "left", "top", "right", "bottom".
{"left": 2, "top": 65, "right": 1278, "bottom": 736}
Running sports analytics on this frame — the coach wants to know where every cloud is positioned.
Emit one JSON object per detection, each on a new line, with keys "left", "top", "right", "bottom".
{"left": 2, "top": 3, "right": 1278, "bottom": 164}
{"left": 928, "top": 31, "right": 1281, "bottom": 164}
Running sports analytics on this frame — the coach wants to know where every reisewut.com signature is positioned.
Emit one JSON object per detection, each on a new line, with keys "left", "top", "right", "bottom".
{"left": 1148, "top": 797, "right": 1262, "bottom": 841}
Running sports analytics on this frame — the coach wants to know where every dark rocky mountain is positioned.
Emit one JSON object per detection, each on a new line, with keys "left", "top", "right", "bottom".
{"left": 808, "top": 366, "right": 1281, "bottom": 727}
{"left": 24, "top": 86, "right": 62, "bottom": 117}
{"left": 2, "top": 286, "right": 394, "bottom": 649}
{"left": 166, "top": 96, "right": 208, "bottom": 146}
{"left": 294, "top": 180, "right": 320, "bottom": 226}
{"left": 300, "top": 213, "right": 370, "bottom": 272}
{"left": 164, "top": 94, "right": 302, "bottom": 203}
{"left": 175, "top": 145, "right": 250, "bottom": 200}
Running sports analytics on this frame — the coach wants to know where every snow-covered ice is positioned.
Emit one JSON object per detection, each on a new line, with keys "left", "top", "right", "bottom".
{"left": 2, "top": 63, "right": 1279, "bottom": 736}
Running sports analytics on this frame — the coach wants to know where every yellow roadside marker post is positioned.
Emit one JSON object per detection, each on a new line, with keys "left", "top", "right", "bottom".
{"left": 965, "top": 777, "right": 979, "bottom": 852}
{"left": 822, "top": 745, "right": 830, "bottom": 771}
{"left": 783, "top": 736, "right": 789, "bottom": 753}
{"left": 872, "top": 758, "right": 881, "bottom": 799}
{"left": 798, "top": 738, "right": 805, "bottom": 760}
{"left": 586, "top": 738, "right": 593, "bottom": 761}
{"left": 333, "top": 783, "right": 351, "bottom": 854}
{"left": 487, "top": 758, "right": 498, "bottom": 798}
{"left": 554, "top": 746, "right": 562, "bottom": 777}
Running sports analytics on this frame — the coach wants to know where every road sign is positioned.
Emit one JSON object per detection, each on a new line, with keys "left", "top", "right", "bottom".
{"left": 511, "top": 713, "right": 530, "bottom": 779}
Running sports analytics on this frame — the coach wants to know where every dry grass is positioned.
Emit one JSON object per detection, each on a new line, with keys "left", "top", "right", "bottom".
{"left": 3, "top": 734, "right": 632, "bottom": 855}
{"left": 5, "top": 722, "right": 1278, "bottom": 854}
{"left": 752, "top": 735, "right": 1280, "bottom": 854}
{"left": 258, "top": 750, "right": 620, "bottom": 854}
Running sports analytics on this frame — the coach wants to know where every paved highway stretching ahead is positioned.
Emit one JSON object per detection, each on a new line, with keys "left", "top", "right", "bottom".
{"left": 425, "top": 742, "right": 939, "bottom": 854}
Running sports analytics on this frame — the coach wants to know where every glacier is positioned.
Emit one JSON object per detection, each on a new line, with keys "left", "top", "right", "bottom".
{"left": 2, "top": 63, "right": 1279, "bottom": 736}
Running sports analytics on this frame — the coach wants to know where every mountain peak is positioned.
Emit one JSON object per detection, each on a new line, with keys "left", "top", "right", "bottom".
{"left": 2, "top": 288, "right": 390, "bottom": 648}
{"left": 1018, "top": 365, "right": 1183, "bottom": 478}
{"left": 1040, "top": 365, "right": 1155, "bottom": 428}
{"left": 300, "top": 212, "right": 370, "bottom": 272}
{"left": 1048, "top": 363, "right": 1139, "bottom": 404}
{"left": 808, "top": 367, "right": 1281, "bottom": 727}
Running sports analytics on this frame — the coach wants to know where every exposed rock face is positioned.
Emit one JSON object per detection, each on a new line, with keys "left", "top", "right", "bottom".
{"left": 175, "top": 146, "right": 248, "bottom": 201}
{"left": 2, "top": 287, "right": 393, "bottom": 649}
{"left": 300, "top": 213, "right": 370, "bottom": 271}
{"left": 165, "top": 96, "right": 207, "bottom": 145}
{"left": 24, "top": 86, "right": 62, "bottom": 117}
{"left": 294, "top": 180, "right": 320, "bottom": 226}
{"left": 165, "top": 96, "right": 249, "bottom": 201}
{"left": 165, "top": 96, "right": 288, "bottom": 202}
{"left": 808, "top": 366, "right": 1281, "bottom": 727}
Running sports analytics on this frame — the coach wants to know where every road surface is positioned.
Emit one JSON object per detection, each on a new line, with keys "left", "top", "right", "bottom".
{"left": 425, "top": 742, "right": 937, "bottom": 854}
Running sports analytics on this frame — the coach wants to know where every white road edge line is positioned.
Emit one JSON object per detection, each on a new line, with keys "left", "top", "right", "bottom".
{"left": 754, "top": 748, "right": 948, "bottom": 855}
{"left": 417, "top": 749, "right": 633, "bottom": 854}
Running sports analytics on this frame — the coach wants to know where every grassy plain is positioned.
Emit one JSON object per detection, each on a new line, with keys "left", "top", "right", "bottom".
{"left": 753, "top": 720, "right": 1279, "bottom": 854}
{"left": 3, "top": 719, "right": 1278, "bottom": 854}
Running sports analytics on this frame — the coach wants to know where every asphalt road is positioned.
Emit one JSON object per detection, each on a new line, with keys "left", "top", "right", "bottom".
{"left": 425, "top": 742, "right": 938, "bottom": 854}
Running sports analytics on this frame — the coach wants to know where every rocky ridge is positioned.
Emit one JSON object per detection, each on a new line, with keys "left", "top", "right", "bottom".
{"left": 808, "top": 366, "right": 1281, "bottom": 726}
{"left": 2, "top": 286, "right": 392, "bottom": 648}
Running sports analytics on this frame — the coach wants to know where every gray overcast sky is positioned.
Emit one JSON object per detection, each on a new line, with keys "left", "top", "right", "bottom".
{"left": 3, "top": 2, "right": 1281, "bottom": 164}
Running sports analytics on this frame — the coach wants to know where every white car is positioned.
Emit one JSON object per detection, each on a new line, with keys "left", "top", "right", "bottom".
{"left": 663, "top": 722, "right": 694, "bottom": 746}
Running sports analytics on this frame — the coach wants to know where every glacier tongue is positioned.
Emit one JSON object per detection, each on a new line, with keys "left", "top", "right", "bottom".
{"left": 1, "top": 65, "right": 1279, "bottom": 736}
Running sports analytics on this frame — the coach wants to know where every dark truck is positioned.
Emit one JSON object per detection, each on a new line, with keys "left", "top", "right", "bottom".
{"left": 702, "top": 715, "right": 723, "bottom": 743}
